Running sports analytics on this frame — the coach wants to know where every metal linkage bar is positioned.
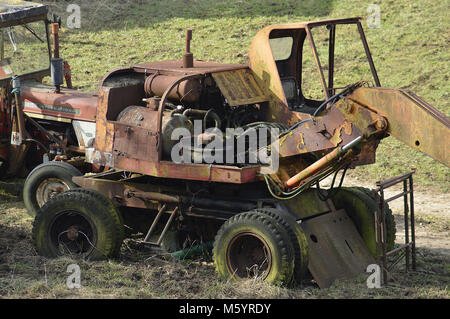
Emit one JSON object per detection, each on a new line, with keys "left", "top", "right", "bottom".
{"left": 141, "top": 205, "right": 179, "bottom": 247}
{"left": 143, "top": 204, "right": 167, "bottom": 243}
{"left": 375, "top": 169, "right": 417, "bottom": 285}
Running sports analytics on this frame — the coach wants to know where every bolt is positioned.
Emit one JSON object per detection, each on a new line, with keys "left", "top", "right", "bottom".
{"left": 375, "top": 117, "right": 388, "bottom": 130}
{"left": 67, "top": 226, "right": 79, "bottom": 241}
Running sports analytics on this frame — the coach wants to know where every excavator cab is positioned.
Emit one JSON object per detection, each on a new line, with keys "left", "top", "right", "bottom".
{"left": 250, "top": 17, "right": 380, "bottom": 116}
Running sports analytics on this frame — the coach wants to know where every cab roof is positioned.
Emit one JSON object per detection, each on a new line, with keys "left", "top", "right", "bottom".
{"left": 0, "top": 1, "right": 48, "bottom": 27}
{"left": 259, "top": 17, "right": 362, "bottom": 32}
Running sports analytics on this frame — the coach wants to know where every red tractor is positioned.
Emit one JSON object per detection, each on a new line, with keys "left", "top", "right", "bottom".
{"left": 0, "top": 1, "right": 98, "bottom": 214}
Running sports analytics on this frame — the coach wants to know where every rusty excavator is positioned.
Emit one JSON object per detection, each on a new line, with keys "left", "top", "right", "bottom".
{"left": 27, "top": 16, "right": 449, "bottom": 287}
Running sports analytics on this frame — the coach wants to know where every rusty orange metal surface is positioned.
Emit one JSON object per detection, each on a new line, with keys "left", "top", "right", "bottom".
{"left": 113, "top": 123, "right": 159, "bottom": 162}
{"left": 92, "top": 86, "right": 262, "bottom": 184}
{"left": 93, "top": 87, "right": 115, "bottom": 153}
{"left": 248, "top": 17, "right": 364, "bottom": 125}
{"left": 144, "top": 74, "right": 202, "bottom": 103}
{"left": 85, "top": 147, "right": 261, "bottom": 184}
{"left": 121, "top": 159, "right": 261, "bottom": 184}
{"left": 348, "top": 87, "right": 450, "bottom": 167}
{"left": 211, "top": 69, "right": 267, "bottom": 107}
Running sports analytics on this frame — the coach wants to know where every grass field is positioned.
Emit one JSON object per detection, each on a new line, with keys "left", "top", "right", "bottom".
{"left": 0, "top": 0, "right": 449, "bottom": 299}
{"left": 39, "top": 0, "right": 449, "bottom": 191}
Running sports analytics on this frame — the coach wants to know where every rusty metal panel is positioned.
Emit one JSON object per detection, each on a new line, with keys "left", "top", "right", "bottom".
{"left": 72, "top": 175, "right": 159, "bottom": 210}
{"left": 115, "top": 105, "right": 159, "bottom": 131}
{"left": 112, "top": 157, "right": 261, "bottom": 184}
{"left": 94, "top": 87, "right": 115, "bottom": 153}
{"left": 212, "top": 69, "right": 267, "bottom": 107}
{"left": 157, "top": 161, "right": 261, "bottom": 183}
{"left": 300, "top": 209, "right": 376, "bottom": 288}
{"left": 348, "top": 87, "right": 450, "bottom": 167}
{"left": 278, "top": 123, "right": 335, "bottom": 157}
{"left": 113, "top": 122, "right": 158, "bottom": 162}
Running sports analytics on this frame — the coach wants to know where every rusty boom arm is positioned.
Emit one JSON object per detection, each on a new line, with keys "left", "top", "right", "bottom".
{"left": 345, "top": 87, "right": 450, "bottom": 167}
{"left": 276, "top": 86, "right": 450, "bottom": 192}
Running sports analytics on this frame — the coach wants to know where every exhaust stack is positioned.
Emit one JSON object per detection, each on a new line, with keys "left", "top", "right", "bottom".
{"left": 51, "top": 22, "right": 63, "bottom": 93}
{"left": 183, "top": 29, "right": 194, "bottom": 68}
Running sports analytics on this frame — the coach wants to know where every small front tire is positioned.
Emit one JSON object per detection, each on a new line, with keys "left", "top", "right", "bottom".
{"left": 23, "top": 161, "right": 82, "bottom": 216}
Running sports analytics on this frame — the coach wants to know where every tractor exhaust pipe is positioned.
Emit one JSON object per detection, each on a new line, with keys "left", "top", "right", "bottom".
{"left": 183, "top": 29, "right": 194, "bottom": 68}
{"left": 51, "top": 23, "right": 63, "bottom": 93}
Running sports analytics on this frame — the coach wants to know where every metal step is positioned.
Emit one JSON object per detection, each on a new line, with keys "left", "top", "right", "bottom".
{"left": 140, "top": 204, "right": 179, "bottom": 247}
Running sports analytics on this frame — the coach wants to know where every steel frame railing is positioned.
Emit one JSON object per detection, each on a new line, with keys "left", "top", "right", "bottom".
{"left": 374, "top": 170, "right": 417, "bottom": 285}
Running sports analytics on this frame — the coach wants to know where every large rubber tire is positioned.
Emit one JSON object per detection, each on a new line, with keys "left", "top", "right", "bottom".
{"left": 213, "top": 211, "right": 295, "bottom": 286}
{"left": 351, "top": 186, "right": 396, "bottom": 250}
{"left": 32, "top": 190, "right": 123, "bottom": 260}
{"left": 254, "top": 208, "right": 309, "bottom": 283}
{"left": 332, "top": 187, "right": 396, "bottom": 257}
{"left": 63, "top": 188, "right": 125, "bottom": 257}
{"left": 23, "top": 161, "right": 82, "bottom": 216}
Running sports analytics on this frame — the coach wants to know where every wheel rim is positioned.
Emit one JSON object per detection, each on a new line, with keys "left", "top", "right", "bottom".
{"left": 226, "top": 232, "right": 272, "bottom": 280}
{"left": 36, "top": 178, "right": 70, "bottom": 208}
{"left": 49, "top": 211, "right": 97, "bottom": 256}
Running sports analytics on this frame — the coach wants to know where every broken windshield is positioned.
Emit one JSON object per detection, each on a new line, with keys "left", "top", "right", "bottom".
{"left": 303, "top": 22, "right": 379, "bottom": 100}
{"left": 0, "top": 20, "right": 49, "bottom": 80}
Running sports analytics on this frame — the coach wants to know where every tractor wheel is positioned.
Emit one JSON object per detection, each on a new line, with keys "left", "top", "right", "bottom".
{"left": 213, "top": 211, "right": 295, "bottom": 286}
{"left": 62, "top": 188, "right": 125, "bottom": 256}
{"left": 332, "top": 187, "right": 396, "bottom": 257}
{"left": 23, "top": 161, "right": 82, "bottom": 216}
{"left": 254, "top": 208, "right": 309, "bottom": 283}
{"left": 350, "top": 186, "right": 396, "bottom": 250}
{"left": 32, "top": 190, "right": 123, "bottom": 260}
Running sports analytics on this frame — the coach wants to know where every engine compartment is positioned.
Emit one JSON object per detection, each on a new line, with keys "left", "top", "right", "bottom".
{"left": 100, "top": 66, "right": 283, "bottom": 167}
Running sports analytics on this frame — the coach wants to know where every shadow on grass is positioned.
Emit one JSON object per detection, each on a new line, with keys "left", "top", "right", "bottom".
{"left": 0, "top": 179, "right": 23, "bottom": 202}
{"left": 44, "top": 0, "right": 335, "bottom": 32}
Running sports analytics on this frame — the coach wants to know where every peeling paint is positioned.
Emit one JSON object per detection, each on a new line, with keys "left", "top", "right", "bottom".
{"left": 330, "top": 126, "right": 343, "bottom": 146}
{"left": 297, "top": 133, "right": 305, "bottom": 151}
